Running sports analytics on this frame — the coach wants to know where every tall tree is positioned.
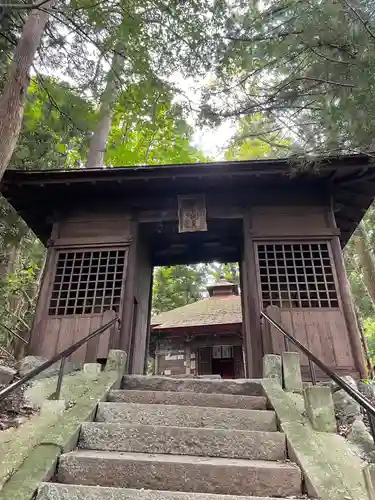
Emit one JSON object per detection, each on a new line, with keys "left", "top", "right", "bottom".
{"left": 0, "top": 0, "right": 56, "bottom": 179}
{"left": 0, "top": 73, "right": 206, "bottom": 351}
{"left": 204, "top": 0, "right": 375, "bottom": 155}
{"left": 85, "top": 47, "right": 124, "bottom": 168}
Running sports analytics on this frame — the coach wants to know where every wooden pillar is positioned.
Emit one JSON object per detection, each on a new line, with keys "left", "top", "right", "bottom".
{"left": 239, "top": 260, "right": 250, "bottom": 377}
{"left": 154, "top": 343, "right": 160, "bottom": 375}
{"left": 242, "top": 211, "right": 263, "bottom": 377}
{"left": 143, "top": 271, "right": 154, "bottom": 375}
{"left": 328, "top": 206, "right": 366, "bottom": 378}
{"left": 185, "top": 344, "right": 191, "bottom": 375}
{"left": 29, "top": 221, "right": 59, "bottom": 355}
{"left": 119, "top": 218, "right": 138, "bottom": 369}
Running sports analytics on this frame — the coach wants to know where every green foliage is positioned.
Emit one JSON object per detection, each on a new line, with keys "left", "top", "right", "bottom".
{"left": 0, "top": 231, "right": 44, "bottom": 348}
{"left": 152, "top": 262, "right": 240, "bottom": 315}
{"left": 9, "top": 78, "right": 95, "bottom": 171}
{"left": 152, "top": 265, "right": 208, "bottom": 314}
{"left": 4, "top": 0, "right": 375, "bottom": 365}
{"left": 0, "top": 71, "right": 205, "bottom": 350}
{"left": 106, "top": 78, "right": 205, "bottom": 166}
{"left": 204, "top": 0, "right": 375, "bottom": 155}
{"left": 206, "top": 262, "right": 239, "bottom": 284}
{"left": 225, "top": 115, "right": 292, "bottom": 160}
{"left": 363, "top": 317, "right": 375, "bottom": 365}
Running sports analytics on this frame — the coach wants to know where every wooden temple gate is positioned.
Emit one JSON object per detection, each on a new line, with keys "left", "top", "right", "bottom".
{"left": 1, "top": 156, "right": 373, "bottom": 378}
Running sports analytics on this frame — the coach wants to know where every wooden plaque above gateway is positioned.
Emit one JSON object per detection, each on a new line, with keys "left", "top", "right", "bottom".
{"left": 178, "top": 194, "right": 207, "bottom": 233}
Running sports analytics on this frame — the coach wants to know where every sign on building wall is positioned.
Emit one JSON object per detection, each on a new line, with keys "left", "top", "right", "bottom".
{"left": 212, "top": 345, "right": 234, "bottom": 359}
{"left": 178, "top": 194, "right": 207, "bottom": 233}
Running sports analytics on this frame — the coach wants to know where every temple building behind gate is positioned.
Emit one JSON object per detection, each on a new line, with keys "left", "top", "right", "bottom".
{"left": 151, "top": 279, "right": 244, "bottom": 378}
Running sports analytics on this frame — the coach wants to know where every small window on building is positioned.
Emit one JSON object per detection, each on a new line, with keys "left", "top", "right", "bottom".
{"left": 257, "top": 242, "right": 339, "bottom": 309}
{"left": 212, "top": 345, "right": 234, "bottom": 359}
{"left": 48, "top": 249, "right": 127, "bottom": 316}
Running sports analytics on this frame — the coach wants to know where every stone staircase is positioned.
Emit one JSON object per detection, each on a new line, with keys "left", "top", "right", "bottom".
{"left": 37, "top": 375, "right": 309, "bottom": 500}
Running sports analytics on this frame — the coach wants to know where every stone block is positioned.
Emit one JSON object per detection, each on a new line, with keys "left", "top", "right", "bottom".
{"left": 347, "top": 417, "right": 375, "bottom": 457}
{"left": 282, "top": 352, "right": 303, "bottom": 393}
{"left": 327, "top": 375, "right": 358, "bottom": 394}
{"left": 17, "top": 356, "right": 82, "bottom": 380}
{"left": 0, "top": 407, "right": 64, "bottom": 491}
{"left": 358, "top": 380, "right": 375, "bottom": 399}
{"left": 0, "top": 365, "right": 16, "bottom": 385}
{"left": 57, "top": 450, "right": 302, "bottom": 497}
{"left": 121, "top": 375, "right": 263, "bottom": 396}
{"left": 97, "top": 402, "right": 277, "bottom": 431}
{"left": 262, "top": 378, "right": 369, "bottom": 500}
{"left": 303, "top": 386, "right": 336, "bottom": 433}
{"left": 79, "top": 422, "right": 286, "bottom": 461}
{"left": 83, "top": 363, "right": 102, "bottom": 376}
{"left": 0, "top": 368, "right": 124, "bottom": 499}
{"left": 263, "top": 354, "right": 282, "bottom": 385}
{"left": 332, "top": 389, "right": 361, "bottom": 422}
{"left": 105, "top": 350, "right": 127, "bottom": 375}
{"left": 0, "top": 444, "right": 60, "bottom": 500}
{"left": 40, "top": 400, "right": 67, "bottom": 416}
{"left": 363, "top": 464, "right": 375, "bottom": 500}
{"left": 37, "top": 483, "right": 295, "bottom": 500}
{"left": 108, "top": 390, "right": 268, "bottom": 410}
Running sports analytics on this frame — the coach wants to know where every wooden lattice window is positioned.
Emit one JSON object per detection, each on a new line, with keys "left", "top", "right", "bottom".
{"left": 48, "top": 249, "right": 127, "bottom": 316}
{"left": 257, "top": 243, "right": 339, "bottom": 309}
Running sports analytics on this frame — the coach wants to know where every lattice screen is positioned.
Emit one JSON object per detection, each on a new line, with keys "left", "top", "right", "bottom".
{"left": 48, "top": 249, "right": 127, "bottom": 316}
{"left": 257, "top": 243, "right": 339, "bottom": 309}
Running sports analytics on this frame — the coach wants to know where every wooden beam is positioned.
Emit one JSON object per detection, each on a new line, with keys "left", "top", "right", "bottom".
{"left": 328, "top": 209, "right": 367, "bottom": 377}
{"left": 337, "top": 171, "right": 375, "bottom": 187}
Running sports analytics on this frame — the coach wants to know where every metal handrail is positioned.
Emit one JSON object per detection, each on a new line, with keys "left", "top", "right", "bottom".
{"left": 261, "top": 310, "right": 375, "bottom": 440}
{"left": 0, "top": 315, "right": 120, "bottom": 403}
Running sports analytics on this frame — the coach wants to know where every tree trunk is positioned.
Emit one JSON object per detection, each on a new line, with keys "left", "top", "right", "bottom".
{"left": 85, "top": 48, "right": 124, "bottom": 168}
{"left": 354, "top": 221, "right": 375, "bottom": 308}
{"left": 0, "top": 241, "right": 23, "bottom": 281}
{"left": 0, "top": 0, "right": 56, "bottom": 180}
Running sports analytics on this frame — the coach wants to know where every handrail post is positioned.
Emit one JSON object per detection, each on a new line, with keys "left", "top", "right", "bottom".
{"left": 54, "top": 357, "right": 66, "bottom": 400}
{"left": 261, "top": 309, "right": 375, "bottom": 444}
{"left": 0, "top": 315, "right": 119, "bottom": 404}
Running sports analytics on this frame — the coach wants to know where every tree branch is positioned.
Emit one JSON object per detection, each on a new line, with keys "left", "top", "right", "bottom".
{"left": 274, "top": 76, "right": 355, "bottom": 96}
{"left": 0, "top": 0, "right": 52, "bottom": 10}
{"left": 339, "top": 0, "right": 375, "bottom": 43}
{"left": 308, "top": 46, "right": 355, "bottom": 65}
{"left": 0, "top": 322, "right": 28, "bottom": 344}
{"left": 226, "top": 31, "right": 303, "bottom": 43}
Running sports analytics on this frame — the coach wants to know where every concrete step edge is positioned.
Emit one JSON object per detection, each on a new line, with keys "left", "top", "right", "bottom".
{"left": 108, "top": 390, "right": 268, "bottom": 410}
{"left": 37, "top": 483, "right": 299, "bottom": 500}
{"left": 59, "top": 449, "right": 298, "bottom": 468}
{"left": 97, "top": 402, "right": 276, "bottom": 431}
{"left": 121, "top": 376, "right": 264, "bottom": 396}
{"left": 57, "top": 450, "right": 302, "bottom": 497}
{"left": 79, "top": 422, "right": 286, "bottom": 460}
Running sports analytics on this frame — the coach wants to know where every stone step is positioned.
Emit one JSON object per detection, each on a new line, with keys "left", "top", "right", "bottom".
{"left": 57, "top": 450, "right": 302, "bottom": 497}
{"left": 121, "top": 376, "right": 263, "bottom": 396}
{"left": 108, "top": 390, "right": 267, "bottom": 410}
{"left": 79, "top": 423, "right": 286, "bottom": 461}
{"left": 97, "top": 402, "right": 277, "bottom": 431}
{"left": 37, "top": 483, "right": 297, "bottom": 500}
